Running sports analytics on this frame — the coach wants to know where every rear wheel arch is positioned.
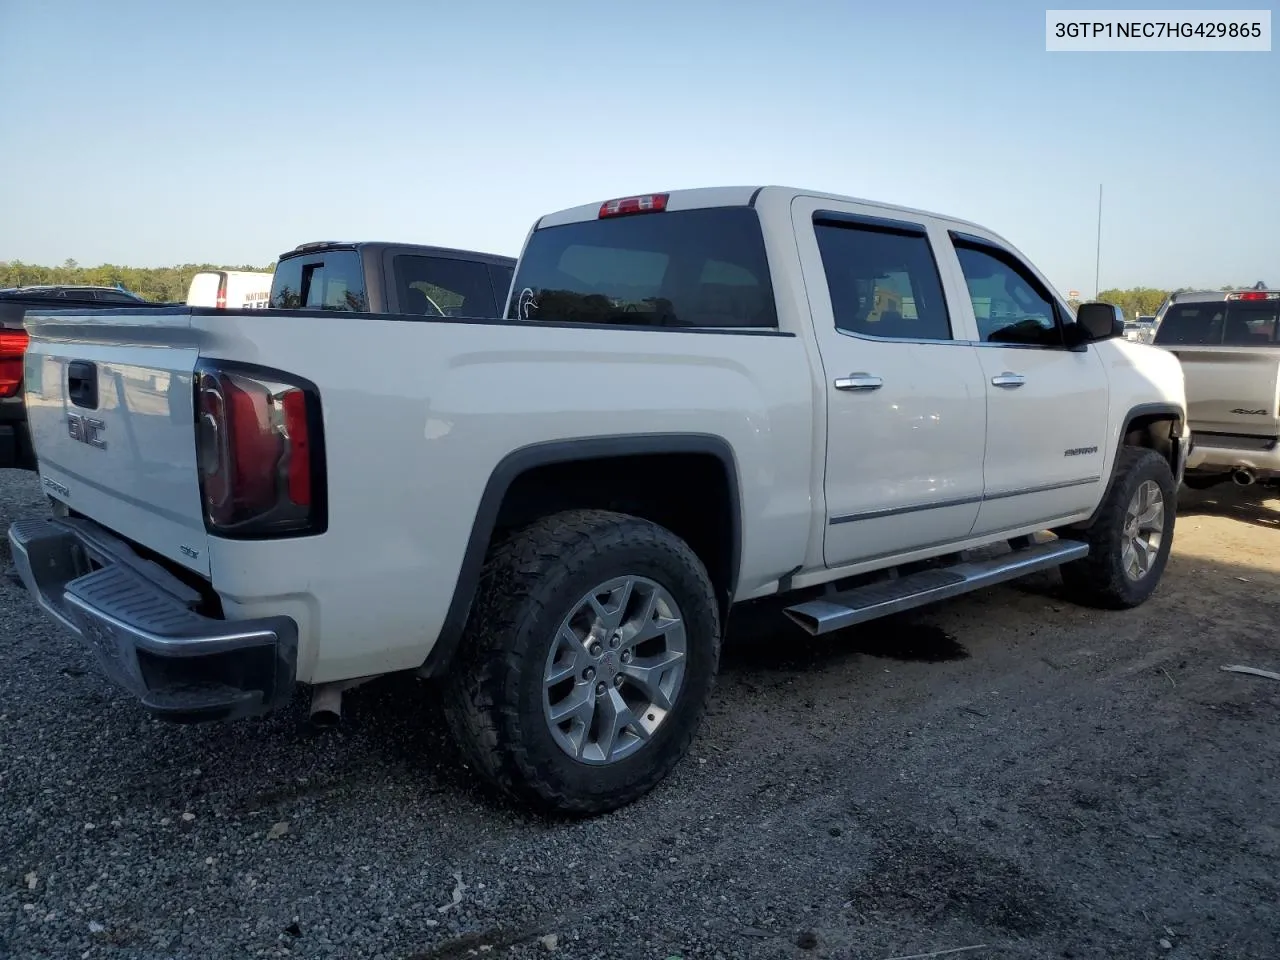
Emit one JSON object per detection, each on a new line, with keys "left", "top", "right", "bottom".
{"left": 421, "top": 434, "right": 743, "bottom": 677}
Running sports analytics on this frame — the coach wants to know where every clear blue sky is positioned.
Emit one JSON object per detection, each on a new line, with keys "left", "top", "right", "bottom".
{"left": 0, "top": 0, "right": 1274, "bottom": 293}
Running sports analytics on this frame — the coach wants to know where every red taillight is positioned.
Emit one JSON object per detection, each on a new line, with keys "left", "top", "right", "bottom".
{"left": 195, "top": 363, "right": 323, "bottom": 537}
{"left": 1227, "top": 291, "right": 1278, "bottom": 301}
{"left": 215, "top": 274, "right": 227, "bottom": 309}
{"left": 599, "top": 193, "right": 669, "bottom": 218}
{"left": 281, "top": 389, "right": 311, "bottom": 507}
{"left": 0, "top": 328, "right": 29, "bottom": 399}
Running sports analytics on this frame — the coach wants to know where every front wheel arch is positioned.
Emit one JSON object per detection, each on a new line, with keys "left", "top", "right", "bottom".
{"left": 1067, "top": 404, "right": 1184, "bottom": 532}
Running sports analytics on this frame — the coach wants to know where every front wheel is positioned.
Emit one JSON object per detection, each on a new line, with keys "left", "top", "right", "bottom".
{"left": 443, "top": 509, "right": 721, "bottom": 815}
{"left": 1057, "top": 447, "right": 1176, "bottom": 609}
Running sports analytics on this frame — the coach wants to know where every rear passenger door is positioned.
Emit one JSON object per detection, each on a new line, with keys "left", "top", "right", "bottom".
{"left": 939, "top": 233, "right": 1109, "bottom": 535}
{"left": 790, "top": 198, "right": 989, "bottom": 567}
{"left": 386, "top": 253, "right": 500, "bottom": 318}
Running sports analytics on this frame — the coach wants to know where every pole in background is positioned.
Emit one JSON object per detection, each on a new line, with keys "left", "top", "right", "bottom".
{"left": 1094, "top": 183, "right": 1103, "bottom": 301}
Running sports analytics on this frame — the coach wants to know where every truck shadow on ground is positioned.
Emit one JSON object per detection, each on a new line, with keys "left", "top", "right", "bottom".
{"left": 720, "top": 597, "right": 969, "bottom": 671}
{"left": 1177, "top": 483, "right": 1280, "bottom": 531}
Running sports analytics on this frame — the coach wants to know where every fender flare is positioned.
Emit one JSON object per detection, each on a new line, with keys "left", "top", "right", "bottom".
{"left": 419, "top": 433, "right": 743, "bottom": 677}
{"left": 1075, "top": 402, "right": 1185, "bottom": 529}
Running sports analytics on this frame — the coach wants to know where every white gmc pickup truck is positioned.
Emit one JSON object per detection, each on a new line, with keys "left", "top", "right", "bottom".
{"left": 10, "top": 186, "right": 1189, "bottom": 814}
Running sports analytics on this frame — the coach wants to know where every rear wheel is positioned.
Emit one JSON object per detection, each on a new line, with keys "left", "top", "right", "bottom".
{"left": 1057, "top": 447, "right": 1176, "bottom": 609}
{"left": 443, "top": 509, "right": 721, "bottom": 815}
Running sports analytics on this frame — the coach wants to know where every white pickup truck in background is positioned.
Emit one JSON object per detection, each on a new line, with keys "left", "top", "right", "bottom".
{"left": 1151, "top": 288, "right": 1280, "bottom": 490}
{"left": 9, "top": 186, "right": 1188, "bottom": 814}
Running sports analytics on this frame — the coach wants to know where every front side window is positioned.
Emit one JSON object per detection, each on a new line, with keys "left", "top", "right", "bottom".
{"left": 953, "top": 243, "right": 1062, "bottom": 347}
{"left": 508, "top": 207, "right": 777, "bottom": 329}
{"left": 814, "top": 220, "right": 952, "bottom": 341}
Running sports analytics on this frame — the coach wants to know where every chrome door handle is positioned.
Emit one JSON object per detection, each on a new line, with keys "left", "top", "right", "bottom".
{"left": 991, "top": 372, "right": 1026, "bottom": 388}
{"left": 834, "top": 373, "right": 883, "bottom": 392}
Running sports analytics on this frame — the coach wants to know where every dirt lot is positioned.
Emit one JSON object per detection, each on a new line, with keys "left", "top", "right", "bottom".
{"left": 1, "top": 469, "right": 1278, "bottom": 960}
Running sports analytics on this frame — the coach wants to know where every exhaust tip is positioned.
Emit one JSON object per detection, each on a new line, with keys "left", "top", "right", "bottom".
{"left": 304, "top": 676, "right": 377, "bottom": 731}
{"left": 1233, "top": 469, "right": 1256, "bottom": 486}
{"left": 307, "top": 683, "right": 346, "bottom": 730}
{"left": 308, "top": 708, "right": 341, "bottom": 730}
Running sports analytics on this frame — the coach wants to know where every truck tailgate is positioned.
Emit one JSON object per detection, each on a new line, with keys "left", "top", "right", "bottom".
{"left": 23, "top": 308, "right": 209, "bottom": 576}
{"left": 1166, "top": 347, "right": 1280, "bottom": 436}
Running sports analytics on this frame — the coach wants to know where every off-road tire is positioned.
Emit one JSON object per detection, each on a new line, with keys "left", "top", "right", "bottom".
{"left": 442, "top": 509, "right": 721, "bottom": 816}
{"left": 1057, "top": 447, "right": 1176, "bottom": 610}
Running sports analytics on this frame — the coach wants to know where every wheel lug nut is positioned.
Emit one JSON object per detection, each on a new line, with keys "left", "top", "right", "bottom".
{"left": 595, "top": 682, "right": 607, "bottom": 696}
{"left": 589, "top": 642, "right": 603, "bottom": 656}
{"left": 583, "top": 667, "right": 596, "bottom": 681}
{"left": 621, "top": 651, "right": 632, "bottom": 663}
{"left": 613, "top": 675, "right": 624, "bottom": 687}
{"left": 610, "top": 632, "right": 622, "bottom": 648}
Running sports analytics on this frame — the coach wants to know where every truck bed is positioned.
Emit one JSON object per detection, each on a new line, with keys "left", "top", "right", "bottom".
{"left": 20, "top": 304, "right": 815, "bottom": 682}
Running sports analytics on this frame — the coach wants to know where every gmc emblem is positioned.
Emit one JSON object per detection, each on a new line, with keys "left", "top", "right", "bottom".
{"left": 67, "top": 413, "right": 107, "bottom": 449}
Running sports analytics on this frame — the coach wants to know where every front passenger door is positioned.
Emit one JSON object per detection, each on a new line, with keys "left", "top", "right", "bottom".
{"left": 946, "top": 235, "right": 1109, "bottom": 535}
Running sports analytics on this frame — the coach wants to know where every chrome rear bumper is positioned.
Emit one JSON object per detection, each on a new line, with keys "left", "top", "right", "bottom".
{"left": 8, "top": 516, "right": 297, "bottom": 722}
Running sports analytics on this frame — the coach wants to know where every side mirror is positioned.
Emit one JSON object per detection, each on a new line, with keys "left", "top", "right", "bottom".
{"left": 1068, "top": 302, "right": 1124, "bottom": 346}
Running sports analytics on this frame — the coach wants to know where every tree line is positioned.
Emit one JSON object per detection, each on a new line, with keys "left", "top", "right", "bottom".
{"left": 1073, "top": 284, "right": 1268, "bottom": 319}
{"left": 0, "top": 259, "right": 274, "bottom": 304}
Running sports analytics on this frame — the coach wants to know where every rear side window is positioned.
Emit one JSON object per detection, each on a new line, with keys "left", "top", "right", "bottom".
{"left": 392, "top": 255, "right": 498, "bottom": 318}
{"left": 1153, "top": 303, "right": 1227, "bottom": 345}
{"left": 508, "top": 207, "right": 777, "bottom": 328}
{"left": 814, "top": 220, "right": 951, "bottom": 341}
{"left": 270, "top": 251, "right": 368, "bottom": 311}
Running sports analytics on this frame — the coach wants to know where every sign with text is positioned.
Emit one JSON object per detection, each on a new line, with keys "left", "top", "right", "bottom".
{"left": 1046, "top": 9, "right": 1271, "bottom": 51}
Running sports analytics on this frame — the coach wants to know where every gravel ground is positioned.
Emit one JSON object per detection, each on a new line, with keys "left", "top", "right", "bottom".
{"left": 2, "top": 468, "right": 1279, "bottom": 960}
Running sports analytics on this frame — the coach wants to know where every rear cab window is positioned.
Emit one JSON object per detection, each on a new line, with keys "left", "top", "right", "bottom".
{"left": 1153, "top": 298, "right": 1280, "bottom": 346}
{"left": 508, "top": 206, "right": 778, "bottom": 329}
{"left": 1153, "top": 303, "right": 1226, "bottom": 345}
{"left": 270, "top": 250, "right": 368, "bottom": 311}
{"left": 1223, "top": 303, "right": 1280, "bottom": 344}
